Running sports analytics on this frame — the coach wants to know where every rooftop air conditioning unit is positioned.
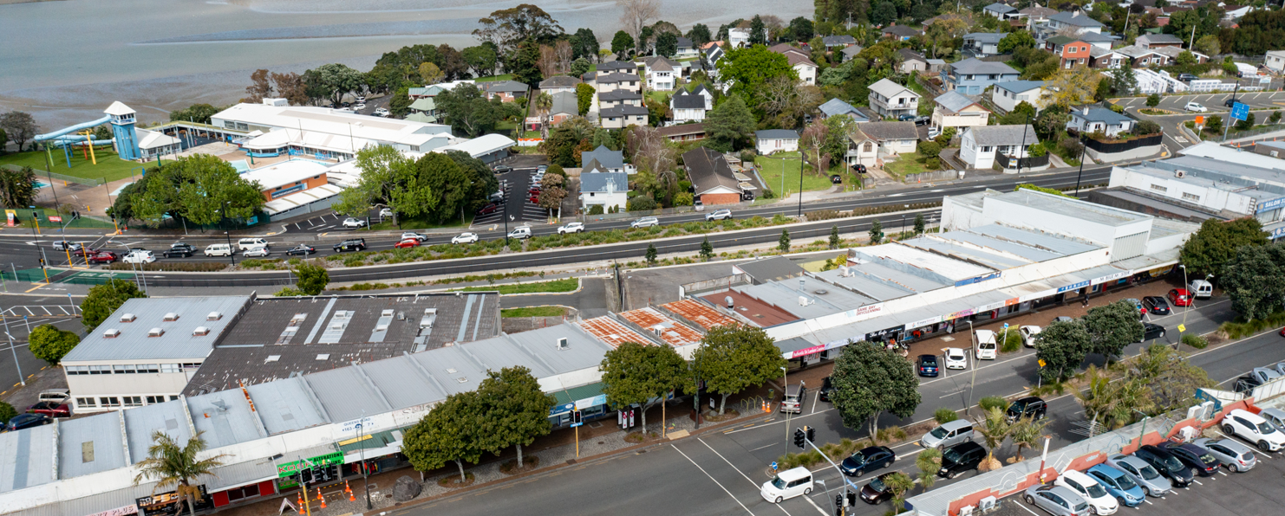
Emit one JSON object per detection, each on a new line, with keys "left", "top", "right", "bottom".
{"left": 192, "top": 326, "right": 210, "bottom": 336}
{"left": 725, "top": 296, "right": 734, "bottom": 309}
{"left": 120, "top": 313, "right": 136, "bottom": 323}
{"left": 978, "top": 497, "right": 997, "bottom": 512}
{"left": 103, "top": 329, "right": 121, "bottom": 338}
{"left": 798, "top": 296, "right": 809, "bottom": 307}
{"left": 840, "top": 266, "right": 850, "bottom": 277}
{"left": 556, "top": 337, "right": 568, "bottom": 350}
{"left": 207, "top": 312, "right": 222, "bottom": 321}
{"left": 1175, "top": 170, "right": 1186, "bottom": 178}
{"left": 148, "top": 328, "right": 164, "bottom": 337}
{"left": 163, "top": 313, "right": 179, "bottom": 321}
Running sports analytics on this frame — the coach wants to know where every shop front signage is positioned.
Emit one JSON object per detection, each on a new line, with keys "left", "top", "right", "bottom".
{"left": 1056, "top": 280, "right": 1090, "bottom": 294}
{"left": 88, "top": 505, "right": 138, "bottom": 516}
{"left": 276, "top": 452, "right": 344, "bottom": 478}
{"left": 845, "top": 303, "right": 883, "bottom": 319}
{"left": 1273, "top": 226, "right": 1285, "bottom": 240}
{"left": 340, "top": 416, "right": 374, "bottom": 434}
{"left": 1091, "top": 270, "right": 1130, "bottom": 285}
{"left": 549, "top": 402, "right": 575, "bottom": 417}
{"left": 946, "top": 308, "right": 975, "bottom": 320}
{"left": 905, "top": 315, "right": 942, "bottom": 330}
{"left": 864, "top": 325, "right": 905, "bottom": 342}
{"left": 136, "top": 486, "right": 213, "bottom": 516}
{"left": 575, "top": 394, "right": 607, "bottom": 411}
{"left": 1257, "top": 197, "right": 1285, "bottom": 214}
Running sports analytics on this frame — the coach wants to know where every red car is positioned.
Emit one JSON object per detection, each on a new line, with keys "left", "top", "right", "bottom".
{"left": 1168, "top": 288, "right": 1193, "bottom": 307}
{"left": 475, "top": 203, "right": 498, "bottom": 215}
{"left": 393, "top": 239, "right": 420, "bottom": 249}
{"left": 71, "top": 247, "right": 99, "bottom": 258}
{"left": 530, "top": 195, "right": 540, "bottom": 203}
{"left": 27, "top": 401, "right": 71, "bottom": 418}
{"left": 86, "top": 251, "right": 118, "bottom": 264}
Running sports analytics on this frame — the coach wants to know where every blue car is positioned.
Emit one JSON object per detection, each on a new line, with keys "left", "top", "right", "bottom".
{"left": 1086, "top": 465, "right": 1145, "bottom": 508}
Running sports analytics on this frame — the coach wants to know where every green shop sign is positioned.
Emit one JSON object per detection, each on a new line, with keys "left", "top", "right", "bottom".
{"left": 276, "top": 451, "right": 344, "bottom": 478}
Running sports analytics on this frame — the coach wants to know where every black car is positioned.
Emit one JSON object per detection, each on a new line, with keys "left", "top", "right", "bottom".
{"left": 6, "top": 412, "right": 50, "bottom": 431}
{"left": 1141, "top": 322, "right": 1166, "bottom": 342}
{"left": 829, "top": 174, "right": 843, "bottom": 184}
{"left": 161, "top": 248, "right": 193, "bottom": 258}
{"left": 1158, "top": 441, "right": 1221, "bottom": 477}
{"left": 852, "top": 164, "right": 868, "bottom": 174}
{"left": 898, "top": 114, "right": 917, "bottom": 121}
{"left": 333, "top": 238, "right": 366, "bottom": 252}
{"left": 917, "top": 354, "right": 940, "bottom": 377}
{"left": 938, "top": 442, "right": 986, "bottom": 479}
{"left": 1235, "top": 374, "right": 1262, "bottom": 393}
{"left": 493, "top": 165, "right": 512, "bottom": 173}
{"left": 1225, "top": 97, "right": 1239, "bottom": 108}
{"left": 1142, "top": 296, "right": 1170, "bottom": 315}
{"left": 818, "top": 376, "right": 834, "bottom": 402}
{"left": 286, "top": 244, "right": 316, "bottom": 256}
{"left": 859, "top": 472, "right": 898, "bottom": 504}
{"left": 1178, "top": 73, "right": 1197, "bottom": 82}
{"left": 170, "top": 242, "right": 196, "bottom": 254}
{"left": 1134, "top": 445, "right": 1193, "bottom": 487}
{"left": 913, "top": 116, "right": 930, "bottom": 126}
{"left": 840, "top": 446, "right": 895, "bottom": 477}
{"left": 1006, "top": 396, "right": 1047, "bottom": 422}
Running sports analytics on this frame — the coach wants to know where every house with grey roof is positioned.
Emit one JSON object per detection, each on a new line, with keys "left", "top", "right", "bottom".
{"left": 581, "top": 144, "right": 625, "bottom": 173}
{"left": 1040, "top": 10, "right": 1105, "bottom": 39}
{"left": 932, "top": 90, "right": 991, "bottom": 131}
{"left": 960, "top": 124, "right": 1042, "bottom": 171}
{"left": 817, "top": 98, "right": 869, "bottom": 122}
{"left": 846, "top": 122, "right": 919, "bottom": 168}
{"left": 941, "top": 58, "right": 1020, "bottom": 95}
{"left": 822, "top": 35, "right": 857, "bottom": 48}
{"left": 1068, "top": 106, "right": 1135, "bottom": 137}
{"left": 882, "top": 24, "right": 922, "bottom": 41}
{"left": 643, "top": 56, "right": 680, "bottom": 91}
{"left": 991, "top": 80, "right": 1048, "bottom": 113}
{"left": 599, "top": 105, "right": 648, "bottom": 129}
{"left": 755, "top": 129, "right": 800, "bottom": 154}
{"left": 676, "top": 36, "right": 698, "bottom": 59}
{"left": 841, "top": 44, "right": 864, "bottom": 62}
{"left": 481, "top": 80, "right": 529, "bottom": 102}
{"left": 984, "top": 2, "right": 1018, "bottom": 19}
{"left": 549, "top": 91, "right": 578, "bottom": 123}
{"left": 963, "top": 32, "right": 1006, "bottom": 58}
{"left": 899, "top": 48, "right": 930, "bottom": 73}
{"left": 670, "top": 90, "right": 708, "bottom": 124}
{"left": 579, "top": 170, "right": 629, "bottom": 211}
{"left": 868, "top": 78, "right": 921, "bottom": 118}
{"left": 539, "top": 75, "right": 582, "bottom": 94}
{"left": 598, "top": 89, "right": 643, "bottom": 109}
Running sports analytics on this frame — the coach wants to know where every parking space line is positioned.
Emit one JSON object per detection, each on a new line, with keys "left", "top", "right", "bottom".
{"left": 671, "top": 444, "right": 756, "bottom": 516}
{"left": 1192, "top": 479, "right": 1203, "bottom": 485}
{"left": 811, "top": 391, "right": 819, "bottom": 415}
{"left": 1144, "top": 500, "right": 1153, "bottom": 505}
{"left": 1013, "top": 499, "right": 1042, "bottom": 516}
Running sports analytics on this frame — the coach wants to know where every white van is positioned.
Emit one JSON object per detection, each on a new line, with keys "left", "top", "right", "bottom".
{"left": 1189, "top": 279, "right": 1213, "bottom": 299}
{"left": 761, "top": 466, "right": 813, "bottom": 504}
{"left": 974, "top": 329, "right": 997, "bottom": 360}
{"left": 204, "top": 243, "right": 233, "bottom": 257}
{"left": 237, "top": 238, "right": 268, "bottom": 251}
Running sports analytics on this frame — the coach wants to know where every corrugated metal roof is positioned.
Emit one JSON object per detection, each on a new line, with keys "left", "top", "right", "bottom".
{"left": 58, "top": 412, "right": 128, "bottom": 479}
{"left": 578, "top": 317, "right": 654, "bottom": 348}
{"left": 245, "top": 377, "right": 330, "bottom": 435}
{"left": 305, "top": 366, "right": 392, "bottom": 424}
{"left": 620, "top": 308, "right": 704, "bottom": 347}
{"left": 0, "top": 423, "right": 55, "bottom": 491}
{"left": 63, "top": 296, "right": 251, "bottom": 362}
{"left": 122, "top": 401, "right": 193, "bottom": 464}
{"left": 187, "top": 390, "right": 265, "bottom": 448}
{"left": 660, "top": 299, "right": 740, "bottom": 330}
{"left": 971, "top": 224, "right": 1100, "bottom": 255}
{"left": 361, "top": 354, "right": 445, "bottom": 410}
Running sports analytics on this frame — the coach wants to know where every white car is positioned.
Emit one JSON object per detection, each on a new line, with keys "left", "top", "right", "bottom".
{"left": 944, "top": 348, "right": 967, "bottom": 370}
{"left": 705, "top": 209, "right": 733, "bottom": 221}
{"left": 631, "top": 216, "right": 659, "bottom": 228}
{"left": 451, "top": 232, "right": 479, "bottom": 244}
{"left": 122, "top": 250, "right": 155, "bottom": 264}
{"left": 508, "top": 226, "right": 532, "bottom": 239}
{"left": 243, "top": 247, "right": 270, "bottom": 257}
{"left": 401, "top": 232, "right": 428, "bottom": 242}
{"left": 558, "top": 222, "right": 585, "bottom": 234}
{"left": 1055, "top": 469, "right": 1119, "bottom": 516}
{"left": 342, "top": 217, "right": 366, "bottom": 228}
{"left": 379, "top": 208, "right": 393, "bottom": 218}
{"left": 974, "top": 329, "right": 997, "bottom": 360}
{"left": 352, "top": 103, "right": 367, "bottom": 111}
{"left": 1020, "top": 325, "right": 1042, "bottom": 348}
{"left": 1185, "top": 102, "right": 1207, "bottom": 112}
{"left": 355, "top": 95, "right": 366, "bottom": 103}
{"left": 1222, "top": 408, "right": 1285, "bottom": 452}
{"left": 373, "top": 107, "right": 390, "bottom": 117}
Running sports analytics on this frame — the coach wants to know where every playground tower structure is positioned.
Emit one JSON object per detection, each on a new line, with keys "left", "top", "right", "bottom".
{"left": 105, "top": 101, "right": 141, "bottom": 160}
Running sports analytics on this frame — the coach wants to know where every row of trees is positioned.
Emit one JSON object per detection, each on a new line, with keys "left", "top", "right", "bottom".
{"left": 1034, "top": 300, "right": 1144, "bottom": 383}
{"left": 332, "top": 145, "right": 498, "bottom": 225}
{"left": 110, "top": 155, "right": 265, "bottom": 227}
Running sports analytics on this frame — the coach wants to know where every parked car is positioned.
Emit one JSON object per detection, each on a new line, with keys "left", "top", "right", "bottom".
{"left": 1104, "top": 454, "right": 1171, "bottom": 497}
{"left": 452, "top": 232, "right": 479, "bottom": 245}
{"left": 237, "top": 238, "right": 267, "bottom": 250}
{"left": 1259, "top": 407, "right": 1285, "bottom": 433}
{"left": 1006, "top": 396, "right": 1047, "bottom": 422}
{"left": 1251, "top": 366, "right": 1281, "bottom": 384}
{"left": 86, "top": 251, "right": 118, "bottom": 264}
{"left": 1193, "top": 437, "right": 1256, "bottom": 472}
{"left": 1157, "top": 441, "right": 1221, "bottom": 477}
{"left": 1020, "top": 325, "right": 1041, "bottom": 348}
{"left": 6, "top": 413, "right": 51, "bottom": 431}
{"left": 818, "top": 376, "right": 834, "bottom": 402}
{"left": 1023, "top": 484, "right": 1091, "bottom": 516}
{"left": 1086, "top": 464, "right": 1145, "bottom": 507}
{"left": 333, "top": 238, "right": 366, "bottom": 252}
{"left": 373, "top": 107, "right": 390, "bottom": 117}
{"left": 1234, "top": 374, "right": 1262, "bottom": 394}
{"left": 1168, "top": 288, "right": 1192, "bottom": 307}
{"left": 1053, "top": 316, "right": 1074, "bottom": 323}
{"left": 1178, "top": 73, "right": 1197, "bottom": 82}
{"left": 974, "top": 329, "right": 997, "bottom": 360}
{"left": 1133, "top": 445, "right": 1193, "bottom": 488}
{"left": 1055, "top": 469, "right": 1118, "bottom": 516}
{"left": 937, "top": 442, "right": 986, "bottom": 479}
{"left": 916, "top": 354, "right": 940, "bottom": 377}
{"left": 780, "top": 383, "right": 807, "bottom": 414}
{"left": 1142, "top": 296, "right": 1170, "bottom": 315}
{"left": 858, "top": 472, "right": 899, "bottom": 505}
{"left": 26, "top": 401, "right": 71, "bottom": 418}
{"left": 944, "top": 347, "right": 967, "bottom": 370}
{"left": 1141, "top": 323, "right": 1166, "bottom": 342}
{"left": 1222, "top": 408, "right": 1285, "bottom": 452}
{"left": 630, "top": 216, "right": 659, "bottom": 228}
{"left": 1188, "top": 280, "right": 1212, "bottom": 299}
{"left": 1224, "top": 97, "right": 1238, "bottom": 108}
{"left": 840, "top": 446, "right": 895, "bottom": 478}
{"left": 898, "top": 113, "right": 917, "bottom": 121}
{"left": 852, "top": 164, "right": 867, "bottom": 174}
{"left": 558, "top": 222, "right": 585, "bottom": 234}
{"left": 37, "top": 389, "right": 69, "bottom": 404}
{"left": 760, "top": 466, "right": 813, "bottom": 504}
{"left": 286, "top": 244, "right": 316, "bottom": 256}
{"left": 162, "top": 246, "right": 193, "bottom": 258}
{"left": 829, "top": 174, "right": 843, "bottom": 184}
{"left": 393, "top": 238, "right": 420, "bottom": 249}
{"left": 705, "top": 209, "right": 733, "bottom": 221}
{"left": 1184, "top": 102, "right": 1207, "bottom": 112}
{"left": 528, "top": 194, "right": 540, "bottom": 203}
{"left": 492, "top": 165, "right": 512, "bottom": 173}
{"left": 122, "top": 250, "right": 156, "bottom": 264}
{"left": 340, "top": 217, "right": 366, "bottom": 228}
{"left": 920, "top": 419, "right": 974, "bottom": 450}
{"left": 508, "top": 226, "right": 532, "bottom": 239}
{"left": 243, "top": 246, "right": 270, "bottom": 257}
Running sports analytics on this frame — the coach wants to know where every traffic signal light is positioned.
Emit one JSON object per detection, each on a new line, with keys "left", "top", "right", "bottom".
{"left": 806, "top": 426, "right": 816, "bottom": 443}
{"left": 572, "top": 411, "right": 582, "bottom": 424}
{"left": 299, "top": 467, "right": 314, "bottom": 484}
{"left": 793, "top": 428, "right": 806, "bottom": 449}
{"left": 846, "top": 489, "right": 856, "bottom": 507}
{"left": 835, "top": 495, "right": 843, "bottom": 515}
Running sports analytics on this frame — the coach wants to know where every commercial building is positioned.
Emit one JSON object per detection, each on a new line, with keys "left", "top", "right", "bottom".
{"left": 240, "top": 159, "right": 330, "bottom": 201}
{"left": 215, "top": 99, "right": 458, "bottom": 159}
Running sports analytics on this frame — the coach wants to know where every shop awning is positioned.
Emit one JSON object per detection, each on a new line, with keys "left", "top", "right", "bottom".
{"left": 550, "top": 383, "right": 605, "bottom": 416}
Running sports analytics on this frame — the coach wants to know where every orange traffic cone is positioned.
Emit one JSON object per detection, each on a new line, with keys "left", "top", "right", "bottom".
{"left": 319, "top": 494, "right": 327, "bottom": 509}
{"left": 344, "top": 481, "right": 352, "bottom": 494}
{"left": 316, "top": 487, "right": 323, "bottom": 501}
{"left": 349, "top": 490, "right": 356, "bottom": 502}
{"left": 296, "top": 492, "right": 303, "bottom": 508}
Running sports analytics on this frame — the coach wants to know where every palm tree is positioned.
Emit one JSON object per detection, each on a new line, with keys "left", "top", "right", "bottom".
{"left": 534, "top": 92, "right": 553, "bottom": 140}
{"left": 1010, "top": 416, "right": 1051, "bottom": 462}
{"left": 915, "top": 447, "right": 942, "bottom": 491}
{"left": 972, "top": 407, "right": 1013, "bottom": 472}
{"left": 884, "top": 471, "right": 916, "bottom": 512}
{"left": 133, "top": 431, "right": 227, "bottom": 516}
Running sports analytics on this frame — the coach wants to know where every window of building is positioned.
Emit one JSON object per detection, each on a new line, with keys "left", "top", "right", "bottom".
{"left": 1182, "top": 192, "right": 1200, "bottom": 202}
{"left": 1151, "top": 184, "right": 1167, "bottom": 192}
{"left": 67, "top": 366, "right": 88, "bottom": 375}
{"left": 76, "top": 397, "right": 96, "bottom": 407}
{"left": 146, "top": 396, "right": 167, "bottom": 404}
{"left": 99, "top": 397, "right": 120, "bottom": 408}
{"left": 90, "top": 365, "right": 112, "bottom": 375}
{"left": 226, "top": 484, "right": 262, "bottom": 502}
{"left": 170, "top": 395, "right": 181, "bottom": 401}
{"left": 982, "top": 146, "right": 992, "bottom": 153}
{"left": 114, "top": 364, "right": 135, "bottom": 374}
{"left": 123, "top": 396, "right": 144, "bottom": 407}
{"left": 160, "top": 363, "right": 181, "bottom": 374}
{"left": 138, "top": 364, "right": 160, "bottom": 374}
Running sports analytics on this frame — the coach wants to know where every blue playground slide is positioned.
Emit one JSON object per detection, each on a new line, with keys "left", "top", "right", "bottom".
{"left": 34, "top": 115, "right": 112, "bottom": 143}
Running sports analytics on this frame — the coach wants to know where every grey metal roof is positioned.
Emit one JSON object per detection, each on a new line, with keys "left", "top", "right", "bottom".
{"left": 842, "top": 45, "right": 863, "bottom": 58}
{"left": 855, "top": 122, "right": 919, "bottom": 141}
{"left": 996, "top": 189, "right": 1150, "bottom": 227}
{"left": 971, "top": 224, "right": 1100, "bottom": 255}
{"left": 599, "top": 89, "right": 643, "bottom": 101}
{"left": 580, "top": 171, "right": 629, "bottom": 194}
{"left": 1073, "top": 107, "right": 1132, "bottom": 124}
{"left": 671, "top": 92, "right": 705, "bottom": 110}
{"left": 818, "top": 98, "right": 865, "bottom": 119}
{"left": 984, "top": 2, "right": 1017, "bottom": 13}
{"left": 550, "top": 91, "right": 577, "bottom": 116}
{"left": 1049, "top": 11, "right": 1105, "bottom": 28}
{"left": 122, "top": 400, "right": 194, "bottom": 464}
{"left": 737, "top": 278, "right": 875, "bottom": 319}
{"left": 995, "top": 80, "right": 1045, "bottom": 94}
{"left": 62, "top": 296, "right": 251, "bottom": 362}
{"left": 58, "top": 412, "right": 128, "bottom": 479}
{"left": 360, "top": 353, "right": 445, "bottom": 409}
{"left": 203, "top": 458, "right": 280, "bottom": 491}
{"left": 483, "top": 80, "right": 529, "bottom": 93}
{"left": 900, "top": 235, "right": 1031, "bottom": 270}
{"left": 538, "top": 75, "right": 581, "bottom": 89}
{"left": 966, "top": 124, "right": 1037, "bottom": 146}
{"left": 186, "top": 390, "right": 265, "bottom": 448}
{"left": 244, "top": 376, "right": 330, "bottom": 434}
{"left": 600, "top": 105, "right": 649, "bottom": 116}
{"left": 755, "top": 129, "right": 799, "bottom": 140}
{"left": 934, "top": 90, "right": 982, "bottom": 114}
{"left": 596, "top": 72, "right": 641, "bottom": 83}
{"left": 823, "top": 35, "right": 857, "bottom": 46}
{"left": 869, "top": 78, "right": 914, "bottom": 98}
{"left": 948, "top": 58, "right": 1019, "bottom": 75}
{"left": 963, "top": 32, "right": 1005, "bottom": 44}
{"left": 597, "top": 61, "right": 637, "bottom": 73}
{"left": 737, "top": 256, "right": 805, "bottom": 283}
{"left": 883, "top": 25, "right": 921, "bottom": 37}
{"left": 815, "top": 267, "right": 920, "bottom": 302}
{"left": 0, "top": 422, "right": 55, "bottom": 491}
{"left": 305, "top": 364, "right": 392, "bottom": 423}
{"left": 582, "top": 145, "right": 624, "bottom": 169}
{"left": 677, "top": 36, "right": 693, "bottom": 48}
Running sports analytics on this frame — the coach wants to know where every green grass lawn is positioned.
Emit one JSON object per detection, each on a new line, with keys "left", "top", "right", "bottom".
{"left": 882, "top": 152, "right": 930, "bottom": 178}
{"left": 475, "top": 74, "right": 514, "bottom": 83}
{"left": 455, "top": 278, "right": 579, "bottom": 294}
{"left": 368, "top": 212, "right": 474, "bottom": 231}
{"left": 500, "top": 306, "right": 568, "bottom": 317}
{"left": 646, "top": 90, "right": 670, "bottom": 105}
{"left": 754, "top": 152, "right": 834, "bottom": 196}
{"left": 0, "top": 146, "right": 143, "bottom": 183}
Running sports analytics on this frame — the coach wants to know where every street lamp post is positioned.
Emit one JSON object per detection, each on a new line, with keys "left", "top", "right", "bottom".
{"left": 781, "top": 365, "right": 790, "bottom": 456}
{"left": 797, "top": 155, "right": 804, "bottom": 217}
{"left": 357, "top": 412, "right": 373, "bottom": 510}
{"left": 224, "top": 231, "right": 236, "bottom": 266}
{"left": 966, "top": 319, "right": 977, "bottom": 415}
{"left": 1073, "top": 131, "right": 1088, "bottom": 196}
{"left": 2, "top": 313, "right": 24, "bottom": 386}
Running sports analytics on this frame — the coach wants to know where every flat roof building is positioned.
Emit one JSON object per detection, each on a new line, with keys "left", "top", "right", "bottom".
{"left": 215, "top": 99, "right": 459, "bottom": 159}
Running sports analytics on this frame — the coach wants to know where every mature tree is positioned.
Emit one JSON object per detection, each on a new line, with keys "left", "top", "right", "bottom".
{"left": 1222, "top": 242, "right": 1285, "bottom": 321}
{"left": 511, "top": 38, "right": 545, "bottom": 86}
{"left": 418, "top": 152, "right": 479, "bottom": 223}
{"left": 436, "top": 84, "right": 504, "bottom": 137}
{"left": 830, "top": 341, "right": 921, "bottom": 440}
{"left": 762, "top": 77, "right": 822, "bottom": 128}
{"left": 618, "top": 0, "right": 659, "bottom": 41}
{"left": 245, "top": 69, "right": 273, "bottom": 102}
{"left": 871, "top": 1, "right": 898, "bottom": 26}
{"left": 1010, "top": 416, "right": 1050, "bottom": 461}
{"left": 625, "top": 125, "right": 676, "bottom": 176}
{"left": 538, "top": 173, "right": 567, "bottom": 215}
{"left": 542, "top": 116, "right": 596, "bottom": 166}
{"left": 474, "top": 4, "right": 563, "bottom": 54}
{"left": 570, "top": 57, "right": 593, "bottom": 78}
{"left": 778, "top": 229, "right": 791, "bottom": 252}
{"left": 437, "top": 44, "right": 468, "bottom": 80}
{"left": 462, "top": 45, "right": 499, "bottom": 77}
{"left": 133, "top": 432, "right": 227, "bottom": 516}
{"left": 0, "top": 127, "right": 7, "bottom": 153}
{"left": 645, "top": 243, "right": 658, "bottom": 264}
{"left": 686, "top": 23, "right": 713, "bottom": 45}
{"left": 926, "top": 17, "right": 970, "bottom": 58}
{"left": 1109, "top": 64, "right": 1138, "bottom": 97}
{"left": 800, "top": 119, "right": 829, "bottom": 174}
{"left": 403, "top": 391, "right": 484, "bottom": 481}
{"left": 691, "top": 326, "right": 786, "bottom": 414}
{"left": 972, "top": 407, "right": 1012, "bottom": 471}
{"left": 534, "top": 92, "right": 553, "bottom": 139}
{"left": 998, "top": 30, "right": 1036, "bottom": 54}
{"left": 476, "top": 366, "right": 556, "bottom": 466}
{"left": 569, "top": 28, "right": 601, "bottom": 61}
{"left": 1035, "top": 320, "right": 1091, "bottom": 382}
{"left": 444, "top": 150, "right": 499, "bottom": 210}
{"left": 333, "top": 145, "right": 420, "bottom": 217}
{"left": 700, "top": 236, "right": 714, "bottom": 260}
{"left": 292, "top": 260, "right": 329, "bottom": 295}
{"left": 1081, "top": 300, "right": 1144, "bottom": 360}
{"left": 538, "top": 40, "right": 574, "bottom": 77}
{"left": 788, "top": 17, "right": 814, "bottom": 41}
{"left": 829, "top": 225, "right": 841, "bottom": 249}
{"left": 718, "top": 45, "right": 795, "bottom": 112}
{"left": 169, "top": 104, "right": 220, "bottom": 125}
{"left": 387, "top": 86, "right": 413, "bottom": 118}
{"left": 0, "top": 402, "right": 15, "bottom": 426}
{"left": 704, "top": 95, "right": 756, "bottom": 152}
{"left": 655, "top": 31, "right": 679, "bottom": 58}
{"left": 0, "top": 111, "right": 36, "bottom": 152}
{"left": 885, "top": 471, "right": 916, "bottom": 512}
{"left": 748, "top": 15, "right": 767, "bottom": 46}
{"left": 599, "top": 341, "right": 688, "bottom": 434}
{"left": 29, "top": 324, "right": 80, "bottom": 366}
{"left": 81, "top": 279, "right": 147, "bottom": 331}
{"left": 1194, "top": 34, "right": 1220, "bottom": 57}
{"left": 306, "top": 63, "right": 364, "bottom": 107}
{"left": 913, "top": 214, "right": 925, "bottom": 236}
{"left": 120, "top": 154, "right": 263, "bottom": 226}
{"left": 271, "top": 72, "right": 309, "bottom": 105}
{"left": 1046, "top": 66, "right": 1098, "bottom": 108}
{"left": 0, "top": 166, "right": 37, "bottom": 208}
{"left": 1180, "top": 217, "right": 1268, "bottom": 278}
{"left": 869, "top": 219, "right": 884, "bottom": 244}
{"left": 419, "top": 62, "right": 445, "bottom": 85}
{"left": 611, "top": 31, "right": 635, "bottom": 60}
{"left": 575, "top": 83, "right": 596, "bottom": 115}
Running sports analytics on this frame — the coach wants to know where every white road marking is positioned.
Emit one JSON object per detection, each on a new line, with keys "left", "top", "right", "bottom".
{"left": 811, "top": 391, "right": 820, "bottom": 415}
{"left": 1192, "top": 479, "right": 1203, "bottom": 485}
{"left": 671, "top": 444, "right": 757, "bottom": 515}
{"left": 751, "top": 443, "right": 777, "bottom": 452}
{"left": 799, "top": 494, "right": 829, "bottom": 516}
{"left": 1013, "top": 498, "right": 1042, "bottom": 516}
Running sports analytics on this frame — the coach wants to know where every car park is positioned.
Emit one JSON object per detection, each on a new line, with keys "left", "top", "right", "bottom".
{"left": 237, "top": 238, "right": 268, "bottom": 250}
{"left": 1157, "top": 441, "right": 1221, "bottom": 477}
{"left": 1250, "top": 367, "right": 1280, "bottom": 384}
{"left": 6, "top": 413, "right": 51, "bottom": 431}
{"left": 393, "top": 239, "right": 420, "bottom": 249}
{"left": 27, "top": 401, "right": 71, "bottom": 418}
{"left": 452, "top": 233, "right": 479, "bottom": 244}
{"left": 1141, "top": 323, "right": 1166, "bottom": 342}
{"left": 859, "top": 472, "right": 899, "bottom": 505}
{"left": 333, "top": 238, "right": 366, "bottom": 252}
{"left": 917, "top": 354, "right": 940, "bottom": 377}
{"left": 1020, "top": 325, "right": 1041, "bottom": 347}
{"left": 705, "top": 209, "right": 733, "bottom": 221}
{"left": 1006, "top": 396, "right": 1047, "bottom": 422}
{"left": 286, "top": 244, "right": 316, "bottom": 256}
{"left": 630, "top": 216, "right": 659, "bottom": 228}
{"left": 1142, "top": 296, "right": 1170, "bottom": 315}
{"left": 1193, "top": 437, "right": 1256, "bottom": 472}
{"left": 974, "top": 329, "right": 997, "bottom": 360}
{"left": 243, "top": 246, "right": 270, "bottom": 257}
{"left": 122, "top": 250, "right": 155, "bottom": 264}
{"left": 920, "top": 419, "right": 974, "bottom": 450}
{"left": 1168, "top": 288, "right": 1193, "bottom": 306}
{"left": 204, "top": 244, "right": 233, "bottom": 257}
{"left": 937, "top": 442, "right": 985, "bottom": 479}
{"left": 1133, "top": 445, "right": 1193, "bottom": 488}
{"left": 341, "top": 217, "right": 367, "bottom": 228}
{"left": 944, "top": 348, "right": 967, "bottom": 370}
{"left": 1086, "top": 464, "right": 1144, "bottom": 507}
{"left": 780, "top": 383, "right": 807, "bottom": 414}
{"left": 840, "top": 446, "right": 895, "bottom": 477}
{"left": 508, "top": 227, "right": 532, "bottom": 239}
{"left": 760, "top": 466, "right": 813, "bottom": 504}
{"left": 1055, "top": 469, "right": 1118, "bottom": 516}
{"left": 818, "top": 376, "right": 834, "bottom": 402}
{"left": 1184, "top": 102, "right": 1207, "bottom": 112}
{"left": 86, "top": 251, "right": 118, "bottom": 264}
{"left": 558, "top": 222, "right": 585, "bottom": 234}
{"left": 1221, "top": 408, "right": 1285, "bottom": 451}
{"left": 1023, "top": 484, "right": 1092, "bottom": 516}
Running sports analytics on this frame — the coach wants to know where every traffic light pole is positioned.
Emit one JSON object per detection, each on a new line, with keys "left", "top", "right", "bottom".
{"left": 794, "top": 429, "right": 861, "bottom": 493}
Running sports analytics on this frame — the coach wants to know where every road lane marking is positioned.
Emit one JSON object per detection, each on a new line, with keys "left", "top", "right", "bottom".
{"left": 811, "top": 391, "right": 819, "bottom": 415}
{"left": 670, "top": 445, "right": 756, "bottom": 516}
{"left": 751, "top": 443, "right": 776, "bottom": 452}
{"left": 799, "top": 494, "right": 829, "bottom": 516}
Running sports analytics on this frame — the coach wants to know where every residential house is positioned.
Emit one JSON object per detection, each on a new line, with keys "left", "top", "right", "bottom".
{"left": 768, "top": 43, "right": 819, "bottom": 85}
{"left": 822, "top": 35, "right": 857, "bottom": 48}
{"left": 962, "top": 33, "right": 1005, "bottom": 58}
{"left": 729, "top": 27, "right": 751, "bottom": 48}
{"left": 868, "top": 78, "right": 921, "bottom": 118}
{"left": 539, "top": 75, "right": 582, "bottom": 95}
{"left": 1266, "top": 50, "right": 1285, "bottom": 73}
{"left": 481, "top": 80, "right": 529, "bottom": 102}
{"left": 581, "top": 145, "right": 626, "bottom": 173}
{"left": 755, "top": 129, "right": 800, "bottom": 154}
{"left": 1115, "top": 45, "right": 1169, "bottom": 67}
{"left": 675, "top": 37, "right": 699, "bottom": 59}
{"left": 1045, "top": 32, "right": 1113, "bottom": 52}
{"left": 1151, "top": 46, "right": 1208, "bottom": 64}
{"left": 984, "top": 2, "right": 1019, "bottom": 19}
{"left": 594, "top": 72, "right": 642, "bottom": 95}
{"left": 598, "top": 89, "right": 644, "bottom": 109}
{"left": 686, "top": 84, "right": 714, "bottom": 110}
{"left": 959, "top": 124, "right": 1041, "bottom": 170}
{"left": 643, "top": 56, "right": 680, "bottom": 91}
{"left": 1087, "top": 46, "right": 1127, "bottom": 69}
{"left": 841, "top": 45, "right": 864, "bottom": 63}
{"left": 547, "top": 91, "right": 578, "bottom": 126}
{"left": 599, "top": 105, "right": 648, "bottom": 129}
{"left": 656, "top": 123, "right": 706, "bottom": 142}
{"left": 670, "top": 90, "right": 708, "bottom": 124}
{"left": 1020, "top": 6, "right": 1058, "bottom": 29}
{"left": 817, "top": 98, "right": 870, "bottom": 122}
{"left": 1067, "top": 107, "right": 1135, "bottom": 137}
{"left": 845, "top": 122, "right": 918, "bottom": 168}
{"left": 931, "top": 91, "right": 991, "bottom": 131}
{"left": 941, "top": 58, "right": 1020, "bottom": 95}
{"left": 578, "top": 168, "right": 629, "bottom": 212}
{"left": 684, "top": 147, "right": 750, "bottom": 205}
{"left": 1136, "top": 33, "right": 1184, "bottom": 49}
{"left": 596, "top": 61, "right": 639, "bottom": 74}
{"left": 1042, "top": 10, "right": 1105, "bottom": 36}
{"left": 408, "top": 97, "right": 438, "bottom": 121}
{"left": 1053, "top": 39, "right": 1092, "bottom": 68}
{"left": 1223, "top": 4, "right": 1255, "bottom": 19}
{"left": 991, "top": 81, "right": 1048, "bottom": 112}
{"left": 899, "top": 49, "right": 930, "bottom": 74}
{"left": 408, "top": 80, "right": 475, "bottom": 99}
{"left": 882, "top": 25, "right": 922, "bottom": 41}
